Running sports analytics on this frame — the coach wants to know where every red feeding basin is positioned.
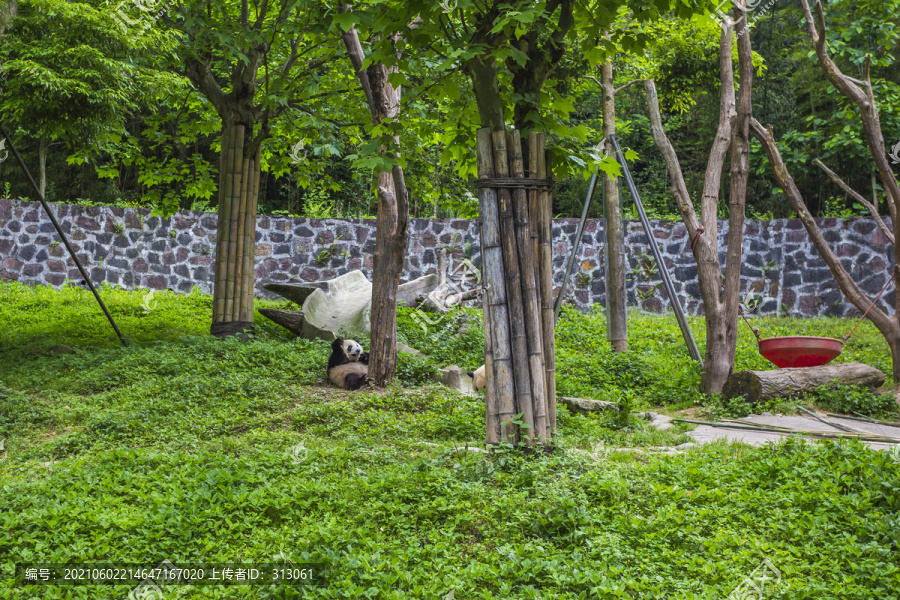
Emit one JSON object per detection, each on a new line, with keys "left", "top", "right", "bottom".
{"left": 758, "top": 336, "right": 844, "bottom": 369}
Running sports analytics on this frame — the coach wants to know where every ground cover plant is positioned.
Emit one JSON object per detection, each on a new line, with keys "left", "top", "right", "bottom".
{"left": 1, "top": 282, "right": 898, "bottom": 599}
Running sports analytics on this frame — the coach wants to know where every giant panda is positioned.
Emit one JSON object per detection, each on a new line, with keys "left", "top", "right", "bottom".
{"left": 466, "top": 364, "right": 486, "bottom": 392}
{"left": 328, "top": 338, "right": 370, "bottom": 390}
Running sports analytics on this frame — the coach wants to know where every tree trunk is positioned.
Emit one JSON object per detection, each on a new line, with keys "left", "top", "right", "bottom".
{"left": 0, "top": 0, "right": 16, "bottom": 35}
{"left": 600, "top": 59, "right": 627, "bottom": 353}
{"left": 38, "top": 134, "right": 48, "bottom": 198}
{"left": 368, "top": 164, "right": 409, "bottom": 385}
{"left": 340, "top": 9, "right": 410, "bottom": 386}
{"left": 211, "top": 122, "right": 260, "bottom": 338}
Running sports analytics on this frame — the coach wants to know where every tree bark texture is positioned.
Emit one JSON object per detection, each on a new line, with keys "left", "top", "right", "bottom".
{"left": 600, "top": 58, "right": 627, "bottom": 352}
{"left": 723, "top": 363, "right": 887, "bottom": 403}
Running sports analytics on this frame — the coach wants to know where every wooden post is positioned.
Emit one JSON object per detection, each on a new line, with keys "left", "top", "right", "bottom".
{"left": 476, "top": 129, "right": 517, "bottom": 445}
{"left": 507, "top": 131, "right": 548, "bottom": 445}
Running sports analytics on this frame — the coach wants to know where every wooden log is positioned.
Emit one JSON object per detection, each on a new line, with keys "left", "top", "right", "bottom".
{"left": 508, "top": 131, "right": 548, "bottom": 445}
{"left": 476, "top": 128, "right": 515, "bottom": 445}
{"left": 492, "top": 130, "right": 534, "bottom": 445}
{"left": 723, "top": 362, "right": 887, "bottom": 403}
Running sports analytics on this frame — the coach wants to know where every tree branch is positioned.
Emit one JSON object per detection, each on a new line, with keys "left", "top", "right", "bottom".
{"left": 799, "top": 0, "right": 900, "bottom": 214}
{"left": 751, "top": 118, "right": 891, "bottom": 332}
{"left": 813, "top": 159, "right": 894, "bottom": 243}
{"left": 613, "top": 79, "right": 643, "bottom": 95}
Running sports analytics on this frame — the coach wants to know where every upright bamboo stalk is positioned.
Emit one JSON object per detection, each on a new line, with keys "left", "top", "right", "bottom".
{"left": 543, "top": 146, "right": 557, "bottom": 436}
{"left": 476, "top": 128, "right": 517, "bottom": 444}
{"left": 492, "top": 130, "right": 535, "bottom": 445}
{"left": 530, "top": 133, "right": 556, "bottom": 439}
{"left": 507, "top": 131, "right": 548, "bottom": 445}
{"left": 224, "top": 126, "right": 245, "bottom": 322}
{"left": 238, "top": 146, "right": 261, "bottom": 322}
{"left": 213, "top": 124, "right": 233, "bottom": 323}
{"left": 234, "top": 148, "right": 251, "bottom": 320}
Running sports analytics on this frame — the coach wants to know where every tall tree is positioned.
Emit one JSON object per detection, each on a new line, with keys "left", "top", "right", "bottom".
{"left": 752, "top": 0, "right": 900, "bottom": 386}
{"left": 644, "top": 4, "right": 755, "bottom": 394}
{"left": 160, "top": 0, "right": 342, "bottom": 337}
{"left": 0, "top": 0, "right": 159, "bottom": 198}
{"left": 338, "top": 3, "right": 411, "bottom": 386}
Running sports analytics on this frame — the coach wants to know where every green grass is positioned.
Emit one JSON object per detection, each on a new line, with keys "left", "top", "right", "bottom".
{"left": 1, "top": 282, "right": 899, "bottom": 599}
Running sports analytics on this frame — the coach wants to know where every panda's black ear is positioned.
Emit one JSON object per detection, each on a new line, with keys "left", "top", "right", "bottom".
{"left": 466, "top": 371, "right": 475, "bottom": 378}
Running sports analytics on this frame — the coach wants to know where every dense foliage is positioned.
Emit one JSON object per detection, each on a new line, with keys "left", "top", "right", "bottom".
{"left": 1, "top": 0, "right": 896, "bottom": 220}
{"left": 2, "top": 283, "right": 900, "bottom": 598}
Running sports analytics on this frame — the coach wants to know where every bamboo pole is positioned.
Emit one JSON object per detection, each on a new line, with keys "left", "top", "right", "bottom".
{"left": 507, "top": 131, "right": 548, "bottom": 445}
{"left": 532, "top": 135, "right": 556, "bottom": 438}
{"left": 238, "top": 146, "right": 261, "bottom": 323}
{"left": 476, "top": 128, "right": 517, "bottom": 445}
{"left": 213, "top": 124, "right": 233, "bottom": 323}
{"left": 492, "top": 130, "right": 534, "bottom": 445}
{"left": 224, "top": 128, "right": 246, "bottom": 322}
{"left": 234, "top": 147, "right": 251, "bottom": 322}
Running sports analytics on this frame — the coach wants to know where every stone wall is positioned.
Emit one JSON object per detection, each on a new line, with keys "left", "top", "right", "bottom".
{"left": 0, "top": 199, "right": 894, "bottom": 318}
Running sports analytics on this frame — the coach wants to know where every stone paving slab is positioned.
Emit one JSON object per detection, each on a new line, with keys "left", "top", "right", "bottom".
{"left": 686, "top": 413, "right": 900, "bottom": 451}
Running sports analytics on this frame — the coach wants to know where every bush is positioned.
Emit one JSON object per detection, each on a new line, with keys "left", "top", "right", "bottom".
{"left": 395, "top": 353, "right": 440, "bottom": 387}
{"left": 805, "top": 384, "right": 897, "bottom": 417}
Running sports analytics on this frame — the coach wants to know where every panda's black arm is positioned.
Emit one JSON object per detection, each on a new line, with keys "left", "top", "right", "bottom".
{"left": 359, "top": 352, "right": 370, "bottom": 365}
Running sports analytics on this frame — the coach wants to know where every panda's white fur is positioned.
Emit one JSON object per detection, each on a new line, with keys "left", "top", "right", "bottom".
{"left": 466, "top": 364, "right": 486, "bottom": 392}
{"left": 328, "top": 338, "right": 370, "bottom": 390}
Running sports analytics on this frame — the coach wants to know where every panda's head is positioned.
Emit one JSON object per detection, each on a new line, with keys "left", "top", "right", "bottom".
{"left": 467, "top": 364, "right": 486, "bottom": 392}
{"left": 339, "top": 338, "right": 364, "bottom": 362}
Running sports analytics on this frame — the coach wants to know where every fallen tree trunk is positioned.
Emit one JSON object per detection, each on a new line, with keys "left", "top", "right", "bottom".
{"left": 723, "top": 362, "right": 886, "bottom": 403}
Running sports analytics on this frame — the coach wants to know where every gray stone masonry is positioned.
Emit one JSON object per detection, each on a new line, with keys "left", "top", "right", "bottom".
{"left": 0, "top": 199, "right": 894, "bottom": 317}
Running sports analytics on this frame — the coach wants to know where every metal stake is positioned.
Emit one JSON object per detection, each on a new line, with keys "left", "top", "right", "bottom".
{"left": 608, "top": 134, "right": 702, "bottom": 366}
{"left": 0, "top": 125, "right": 128, "bottom": 346}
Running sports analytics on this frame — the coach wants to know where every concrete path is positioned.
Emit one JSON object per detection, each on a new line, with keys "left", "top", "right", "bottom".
{"left": 686, "top": 413, "right": 900, "bottom": 451}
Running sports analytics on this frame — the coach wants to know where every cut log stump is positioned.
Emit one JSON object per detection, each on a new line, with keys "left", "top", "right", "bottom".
{"left": 723, "top": 362, "right": 886, "bottom": 403}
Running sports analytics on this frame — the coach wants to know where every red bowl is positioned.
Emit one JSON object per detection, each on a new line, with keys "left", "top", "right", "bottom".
{"left": 758, "top": 336, "right": 844, "bottom": 369}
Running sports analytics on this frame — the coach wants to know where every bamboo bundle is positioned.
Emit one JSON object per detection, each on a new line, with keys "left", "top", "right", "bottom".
{"left": 492, "top": 130, "right": 534, "bottom": 445}
{"left": 476, "top": 129, "right": 516, "bottom": 445}
{"left": 507, "top": 131, "right": 548, "bottom": 445}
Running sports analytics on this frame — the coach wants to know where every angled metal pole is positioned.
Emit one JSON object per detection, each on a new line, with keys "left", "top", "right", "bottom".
{"left": 0, "top": 124, "right": 128, "bottom": 346}
{"left": 608, "top": 134, "right": 702, "bottom": 366}
{"left": 553, "top": 171, "right": 598, "bottom": 323}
